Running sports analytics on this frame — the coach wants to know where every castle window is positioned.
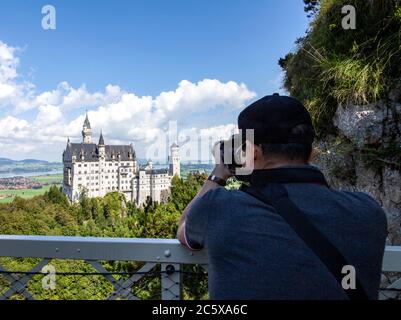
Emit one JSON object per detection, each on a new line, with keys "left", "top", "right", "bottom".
{"left": 78, "top": 164, "right": 82, "bottom": 167}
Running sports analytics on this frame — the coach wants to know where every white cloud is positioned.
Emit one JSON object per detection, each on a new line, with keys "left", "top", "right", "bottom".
{"left": 176, "top": 123, "right": 239, "bottom": 163}
{"left": 0, "top": 41, "right": 19, "bottom": 103}
{"left": 36, "top": 105, "right": 63, "bottom": 125}
{"left": 154, "top": 79, "right": 254, "bottom": 118}
{"left": 0, "top": 40, "right": 257, "bottom": 161}
{"left": 0, "top": 41, "right": 18, "bottom": 82}
{"left": 0, "top": 116, "right": 29, "bottom": 138}
{"left": 0, "top": 41, "right": 38, "bottom": 112}
{"left": 0, "top": 83, "right": 16, "bottom": 99}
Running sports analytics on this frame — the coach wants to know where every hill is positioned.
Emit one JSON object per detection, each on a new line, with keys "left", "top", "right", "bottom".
{"left": 0, "top": 158, "right": 62, "bottom": 174}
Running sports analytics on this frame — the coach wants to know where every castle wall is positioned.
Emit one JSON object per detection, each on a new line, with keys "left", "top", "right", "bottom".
{"left": 63, "top": 157, "right": 173, "bottom": 207}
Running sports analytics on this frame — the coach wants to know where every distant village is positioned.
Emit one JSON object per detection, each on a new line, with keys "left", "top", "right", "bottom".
{"left": 0, "top": 176, "right": 43, "bottom": 190}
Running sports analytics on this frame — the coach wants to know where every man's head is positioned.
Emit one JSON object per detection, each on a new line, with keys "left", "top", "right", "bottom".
{"left": 237, "top": 93, "right": 315, "bottom": 170}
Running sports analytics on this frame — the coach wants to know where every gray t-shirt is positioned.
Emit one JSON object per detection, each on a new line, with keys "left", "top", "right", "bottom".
{"left": 185, "top": 166, "right": 388, "bottom": 300}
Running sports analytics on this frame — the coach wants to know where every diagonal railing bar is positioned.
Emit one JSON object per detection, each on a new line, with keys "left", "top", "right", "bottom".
{"left": 0, "top": 258, "right": 50, "bottom": 300}
{"left": 0, "top": 264, "right": 19, "bottom": 299}
{"left": 112, "top": 262, "right": 157, "bottom": 300}
{"left": 380, "top": 277, "right": 401, "bottom": 300}
{"left": 88, "top": 260, "right": 130, "bottom": 300}
{"left": 88, "top": 260, "right": 157, "bottom": 300}
{"left": 88, "top": 261, "right": 119, "bottom": 285}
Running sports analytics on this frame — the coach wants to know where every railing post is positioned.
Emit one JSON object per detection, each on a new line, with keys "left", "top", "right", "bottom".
{"left": 161, "top": 263, "right": 182, "bottom": 300}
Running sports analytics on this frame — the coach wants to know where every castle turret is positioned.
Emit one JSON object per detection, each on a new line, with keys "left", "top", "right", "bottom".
{"left": 82, "top": 112, "right": 92, "bottom": 144}
{"left": 169, "top": 143, "right": 180, "bottom": 177}
{"left": 146, "top": 159, "right": 153, "bottom": 171}
{"left": 98, "top": 131, "right": 105, "bottom": 159}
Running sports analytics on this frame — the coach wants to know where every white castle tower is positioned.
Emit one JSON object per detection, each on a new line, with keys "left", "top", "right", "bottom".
{"left": 169, "top": 143, "right": 180, "bottom": 177}
{"left": 82, "top": 113, "right": 92, "bottom": 144}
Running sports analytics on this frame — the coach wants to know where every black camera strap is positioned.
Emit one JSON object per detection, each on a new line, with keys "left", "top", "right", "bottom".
{"left": 240, "top": 168, "right": 369, "bottom": 300}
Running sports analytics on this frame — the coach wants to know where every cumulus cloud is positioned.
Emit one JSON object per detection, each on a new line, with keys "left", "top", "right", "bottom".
{"left": 0, "top": 40, "right": 257, "bottom": 161}
{"left": 0, "top": 116, "right": 29, "bottom": 138}
{"left": 0, "top": 41, "right": 37, "bottom": 112}
{"left": 0, "top": 41, "right": 18, "bottom": 82}
{"left": 0, "top": 41, "right": 19, "bottom": 103}
{"left": 176, "top": 123, "right": 239, "bottom": 163}
{"left": 155, "top": 79, "right": 254, "bottom": 115}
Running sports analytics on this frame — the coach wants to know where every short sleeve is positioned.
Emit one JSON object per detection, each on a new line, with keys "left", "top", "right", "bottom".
{"left": 184, "top": 191, "right": 213, "bottom": 250}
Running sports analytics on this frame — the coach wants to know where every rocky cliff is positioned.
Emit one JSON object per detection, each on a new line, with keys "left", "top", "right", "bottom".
{"left": 315, "top": 90, "right": 401, "bottom": 244}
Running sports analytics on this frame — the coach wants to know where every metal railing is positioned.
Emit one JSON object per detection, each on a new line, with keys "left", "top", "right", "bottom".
{"left": 0, "top": 235, "right": 400, "bottom": 300}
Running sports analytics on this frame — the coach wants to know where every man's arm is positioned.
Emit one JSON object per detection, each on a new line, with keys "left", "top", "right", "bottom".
{"left": 177, "top": 163, "right": 231, "bottom": 248}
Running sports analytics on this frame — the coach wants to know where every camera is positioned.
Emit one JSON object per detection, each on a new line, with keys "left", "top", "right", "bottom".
{"left": 219, "top": 134, "right": 247, "bottom": 175}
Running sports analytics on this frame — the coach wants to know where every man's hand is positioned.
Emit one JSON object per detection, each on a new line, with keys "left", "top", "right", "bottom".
{"left": 211, "top": 141, "right": 233, "bottom": 181}
{"left": 211, "top": 163, "right": 232, "bottom": 181}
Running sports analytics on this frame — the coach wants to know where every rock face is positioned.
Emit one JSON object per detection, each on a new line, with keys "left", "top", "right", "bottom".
{"left": 315, "top": 99, "right": 401, "bottom": 244}
{"left": 333, "top": 102, "right": 385, "bottom": 147}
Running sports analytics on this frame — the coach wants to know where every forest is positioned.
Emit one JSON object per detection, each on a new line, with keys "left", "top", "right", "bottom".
{"left": 0, "top": 173, "right": 209, "bottom": 299}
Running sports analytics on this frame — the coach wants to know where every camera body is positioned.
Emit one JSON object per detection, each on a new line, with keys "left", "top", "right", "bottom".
{"left": 219, "top": 134, "right": 247, "bottom": 175}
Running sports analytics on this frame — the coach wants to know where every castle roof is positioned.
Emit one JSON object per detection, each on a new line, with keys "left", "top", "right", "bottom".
{"left": 98, "top": 131, "right": 105, "bottom": 146}
{"left": 64, "top": 143, "right": 136, "bottom": 162}
{"left": 83, "top": 113, "right": 91, "bottom": 129}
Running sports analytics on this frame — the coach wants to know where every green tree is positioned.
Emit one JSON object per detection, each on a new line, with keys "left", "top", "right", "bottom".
{"left": 171, "top": 173, "right": 207, "bottom": 211}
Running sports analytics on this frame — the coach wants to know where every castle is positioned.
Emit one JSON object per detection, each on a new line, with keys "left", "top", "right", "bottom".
{"left": 62, "top": 114, "right": 180, "bottom": 206}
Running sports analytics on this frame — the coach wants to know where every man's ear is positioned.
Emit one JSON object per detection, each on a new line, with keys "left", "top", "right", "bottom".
{"left": 308, "top": 147, "right": 317, "bottom": 163}
{"left": 252, "top": 143, "right": 264, "bottom": 161}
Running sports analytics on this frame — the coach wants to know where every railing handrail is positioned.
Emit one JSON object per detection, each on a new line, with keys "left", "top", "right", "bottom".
{"left": 0, "top": 235, "right": 208, "bottom": 264}
{"left": 0, "top": 235, "right": 401, "bottom": 272}
{"left": 382, "top": 246, "right": 401, "bottom": 272}
{"left": 1, "top": 235, "right": 401, "bottom": 300}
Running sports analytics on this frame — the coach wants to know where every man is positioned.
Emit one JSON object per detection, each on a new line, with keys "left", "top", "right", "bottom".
{"left": 177, "top": 94, "right": 388, "bottom": 300}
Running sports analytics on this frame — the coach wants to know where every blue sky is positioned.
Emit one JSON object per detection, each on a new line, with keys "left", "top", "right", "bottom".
{"left": 0, "top": 0, "right": 309, "bottom": 161}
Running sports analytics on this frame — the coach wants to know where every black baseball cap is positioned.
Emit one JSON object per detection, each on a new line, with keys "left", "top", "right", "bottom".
{"left": 238, "top": 93, "right": 315, "bottom": 145}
